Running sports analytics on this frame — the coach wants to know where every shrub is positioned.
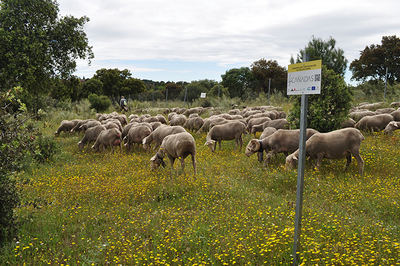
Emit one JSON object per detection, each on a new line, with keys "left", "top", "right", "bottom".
{"left": 288, "top": 65, "right": 353, "bottom": 132}
{"left": 88, "top": 93, "right": 112, "bottom": 112}
{"left": 33, "top": 134, "right": 59, "bottom": 163}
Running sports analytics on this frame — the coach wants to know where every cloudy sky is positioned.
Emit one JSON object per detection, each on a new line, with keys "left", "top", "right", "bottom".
{"left": 58, "top": 0, "right": 399, "bottom": 83}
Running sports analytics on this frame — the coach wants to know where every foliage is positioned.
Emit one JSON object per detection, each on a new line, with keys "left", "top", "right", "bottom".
{"left": 208, "top": 84, "right": 229, "bottom": 97}
{"left": 0, "top": 0, "right": 93, "bottom": 113}
{"left": 179, "top": 80, "right": 217, "bottom": 102}
{"left": 0, "top": 88, "right": 37, "bottom": 244}
{"left": 88, "top": 93, "right": 111, "bottom": 112}
{"left": 350, "top": 35, "right": 400, "bottom": 85}
{"left": 81, "top": 78, "right": 103, "bottom": 99}
{"left": 288, "top": 65, "right": 352, "bottom": 132}
{"left": 33, "top": 134, "right": 59, "bottom": 164}
{"left": 291, "top": 36, "right": 348, "bottom": 76}
{"left": 164, "top": 82, "right": 186, "bottom": 100}
{"left": 221, "top": 67, "right": 256, "bottom": 99}
{"left": 251, "top": 59, "right": 287, "bottom": 95}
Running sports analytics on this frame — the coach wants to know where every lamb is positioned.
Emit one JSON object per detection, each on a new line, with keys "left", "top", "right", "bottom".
{"left": 78, "top": 125, "right": 106, "bottom": 150}
{"left": 355, "top": 114, "right": 394, "bottom": 132}
{"left": 204, "top": 121, "right": 247, "bottom": 152}
{"left": 384, "top": 121, "right": 400, "bottom": 134}
{"left": 285, "top": 128, "right": 365, "bottom": 175}
{"left": 54, "top": 119, "right": 81, "bottom": 136}
{"left": 124, "top": 124, "right": 152, "bottom": 151}
{"left": 142, "top": 125, "right": 186, "bottom": 150}
{"left": 245, "top": 129, "right": 319, "bottom": 165}
{"left": 150, "top": 132, "right": 196, "bottom": 175}
{"left": 250, "top": 119, "right": 289, "bottom": 136}
{"left": 92, "top": 128, "right": 122, "bottom": 152}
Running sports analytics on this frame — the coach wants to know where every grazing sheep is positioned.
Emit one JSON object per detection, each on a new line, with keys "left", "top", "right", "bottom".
{"left": 92, "top": 128, "right": 122, "bottom": 152}
{"left": 375, "top": 108, "right": 396, "bottom": 114}
{"left": 391, "top": 110, "right": 400, "bottom": 121}
{"left": 150, "top": 132, "right": 196, "bottom": 175}
{"left": 384, "top": 121, "right": 400, "bottom": 134}
{"left": 245, "top": 129, "right": 319, "bottom": 165}
{"left": 390, "top": 102, "right": 400, "bottom": 108}
{"left": 259, "top": 127, "right": 277, "bottom": 140}
{"left": 143, "top": 116, "right": 159, "bottom": 123}
{"left": 142, "top": 125, "right": 186, "bottom": 150}
{"left": 349, "top": 111, "right": 376, "bottom": 122}
{"left": 169, "top": 114, "right": 187, "bottom": 126}
{"left": 355, "top": 114, "right": 394, "bottom": 132}
{"left": 78, "top": 125, "right": 106, "bottom": 150}
{"left": 341, "top": 118, "right": 356, "bottom": 128}
{"left": 55, "top": 119, "right": 80, "bottom": 136}
{"left": 124, "top": 124, "right": 152, "bottom": 151}
{"left": 204, "top": 121, "right": 247, "bottom": 152}
{"left": 285, "top": 128, "right": 365, "bottom": 175}
{"left": 247, "top": 117, "right": 271, "bottom": 133}
{"left": 183, "top": 117, "right": 204, "bottom": 131}
{"left": 122, "top": 122, "right": 138, "bottom": 140}
{"left": 150, "top": 121, "right": 163, "bottom": 130}
{"left": 251, "top": 119, "right": 289, "bottom": 136}
{"left": 155, "top": 114, "right": 167, "bottom": 124}
{"left": 79, "top": 120, "right": 102, "bottom": 131}
{"left": 197, "top": 117, "right": 226, "bottom": 133}
{"left": 70, "top": 119, "right": 96, "bottom": 133}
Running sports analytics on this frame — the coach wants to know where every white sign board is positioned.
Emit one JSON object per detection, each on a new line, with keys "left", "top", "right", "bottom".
{"left": 200, "top": 92, "right": 206, "bottom": 98}
{"left": 287, "top": 60, "right": 322, "bottom": 95}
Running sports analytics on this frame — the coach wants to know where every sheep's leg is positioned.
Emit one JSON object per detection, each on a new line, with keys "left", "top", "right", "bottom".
{"left": 213, "top": 142, "right": 216, "bottom": 152}
{"left": 168, "top": 155, "right": 175, "bottom": 177}
{"left": 345, "top": 152, "right": 352, "bottom": 171}
{"left": 191, "top": 154, "right": 196, "bottom": 176}
{"left": 263, "top": 151, "right": 275, "bottom": 166}
{"left": 239, "top": 136, "right": 243, "bottom": 151}
{"left": 218, "top": 140, "right": 222, "bottom": 150}
{"left": 352, "top": 150, "right": 364, "bottom": 176}
{"left": 316, "top": 154, "right": 324, "bottom": 170}
{"left": 180, "top": 157, "right": 185, "bottom": 175}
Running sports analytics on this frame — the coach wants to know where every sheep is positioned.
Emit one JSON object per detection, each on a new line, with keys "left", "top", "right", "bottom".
{"left": 250, "top": 119, "right": 289, "bottom": 136}
{"left": 390, "top": 102, "right": 400, "bottom": 108}
{"left": 122, "top": 122, "right": 138, "bottom": 140}
{"left": 204, "top": 121, "right": 247, "bottom": 152}
{"left": 259, "top": 127, "right": 277, "bottom": 140}
{"left": 150, "top": 121, "right": 163, "bottom": 130}
{"left": 124, "top": 124, "right": 152, "bottom": 151}
{"left": 70, "top": 119, "right": 97, "bottom": 133}
{"left": 169, "top": 114, "right": 187, "bottom": 126}
{"left": 78, "top": 125, "right": 106, "bottom": 150}
{"left": 197, "top": 117, "right": 226, "bottom": 133}
{"left": 349, "top": 111, "right": 376, "bottom": 122}
{"left": 285, "top": 128, "right": 365, "bottom": 175}
{"left": 384, "top": 121, "right": 400, "bottom": 134}
{"left": 375, "top": 108, "right": 396, "bottom": 114}
{"left": 245, "top": 129, "right": 319, "bottom": 165}
{"left": 390, "top": 110, "right": 400, "bottom": 121}
{"left": 101, "top": 118, "right": 123, "bottom": 132}
{"left": 54, "top": 119, "right": 81, "bottom": 136}
{"left": 341, "top": 118, "right": 356, "bottom": 128}
{"left": 183, "top": 117, "right": 204, "bottom": 131}
{"left": 246, "top": 117, "right": 271, "bottom": 133}
{"left": 155, "top": 114, "right": 167, "bottom": 124}
{"left": 79, "top": 120, "right": 102, "bottom": 132}
{"left": 355, "top": 114, "right": 394, "bottom": 132}
{"left": 92, "top": 128, "right": 122, "bottom": 153}
{"left": 142, "top": 125, "right": 186, "bottom": 150}
{"left": 150, "top": 132, "right": 196, "bottom": 175}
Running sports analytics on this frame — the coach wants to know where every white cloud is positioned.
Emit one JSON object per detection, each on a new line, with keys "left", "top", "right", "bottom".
{"left": 58, "top": 0, "right": 400, "bottom": 80}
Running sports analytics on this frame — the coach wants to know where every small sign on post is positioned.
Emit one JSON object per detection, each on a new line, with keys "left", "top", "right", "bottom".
{"left": 288, "top": 59, "right": 321, "bottom": 265}
{"left": 200, "top": 92, "right": 206, "bottom": 98}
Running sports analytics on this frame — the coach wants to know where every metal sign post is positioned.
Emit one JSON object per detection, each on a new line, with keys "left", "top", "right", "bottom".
{"left": 287, "top": 59, "right": 321, "bottom": 265}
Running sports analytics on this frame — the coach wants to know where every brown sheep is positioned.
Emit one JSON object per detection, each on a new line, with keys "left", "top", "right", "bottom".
{"left": 250, "top": 119, "right": 289, "bottom": 136}
{"left": 355, "top": 114, "right": 394, "bottom": 132}
{"left": 142, "top": 125, "right": 186, "bottom": 150}
{"left": 124, "top": 124, "right": 152, "bottom": 151}
{"left": 285, "top": 128, "right": 365, "bottom": 175}
{"left": 183, "top": 117, "right": 204, "bottom": 131}
{"left": 92, "top": 128, "right": 122, "bottom": 153}
{"left": 78, "top": 125, "right": 106, "bottom": 150}
{"left": 55, "top": 119, "right": 81, "bottom": 136}
{"left": 384, "top": 121, "right": 400, "bottom": 134}
{"left": 150, "top": 132, "right": 196, "bottom": 175}
{"left": 204, "top": 121, "right": 247, "bottom": 152}
{"left": 245, "top": 129, "right": 319, "bottom": 165}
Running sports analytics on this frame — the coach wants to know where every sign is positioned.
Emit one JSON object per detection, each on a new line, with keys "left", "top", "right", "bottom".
{"left": 200, "top": 92, "right": 206, "bottom": 98}
{"left": 287, "top": 60, "right": 322, "bottom": 95}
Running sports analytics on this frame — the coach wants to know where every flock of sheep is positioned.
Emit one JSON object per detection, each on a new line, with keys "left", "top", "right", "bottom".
{"left": 55, "top": 101, "right": 400, "bottom": 176}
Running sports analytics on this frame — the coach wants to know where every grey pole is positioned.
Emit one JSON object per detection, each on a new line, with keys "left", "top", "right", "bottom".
{"left": 384, "top": 67, "right": 388, "bottom": 101}
{"left": 184, "top": 86, "right": 188, "bottom": 103}
{"left": 292, "top": 51, "right": 309, "bottom": 265}
{"left": 268, "top": 78, "right": 271, "bottom": 105}
{"left": 166, "top": 88, "right": 168, "bottom": 102}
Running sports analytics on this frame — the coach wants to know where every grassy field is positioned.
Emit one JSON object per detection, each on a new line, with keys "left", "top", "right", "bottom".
{"left": 1, "top": 115, "right": 400, "bottom": 264}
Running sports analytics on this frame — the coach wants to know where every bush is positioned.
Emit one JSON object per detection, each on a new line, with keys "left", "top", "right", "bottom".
{"left": 33, "top": 134, "right": 59, "bottom": 163}
{"left": 88, "top": 93, "right": 112, "bottom": 112}
{"left": 288, "top": 65, "right": 353, "bottom": 132}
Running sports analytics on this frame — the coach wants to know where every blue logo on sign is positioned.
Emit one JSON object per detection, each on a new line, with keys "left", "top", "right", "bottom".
{"left": 312, "top": 86, "right": 316, "bottom": 90}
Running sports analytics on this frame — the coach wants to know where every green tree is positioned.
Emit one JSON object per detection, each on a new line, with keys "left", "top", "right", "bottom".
{"left": 165, "top": 82, "right": 186, "bottom": 100}
{"left": 350, "top": 35, "right": 400, "bottom": 85}
{"left": 82, "top": 78, "right": 103, "bottom": 99}
{"left": 209, "top": 84, "right": 229, "bottom": 97}
{"left": 221, "top": 67, "right": 256, "bottom": 99}
{"left": 122, "top": 78, "right": 146, "bottom": 98}
{"left": 288, "top": 65, "right": 353, "bottom": 132}
{"left": 93, "top": 68, "right": 132, "bottom": 99}
{"left": 0, "top": 0, "right": 93, "bottom": 112}
{"left": 291, "top": 36, "right": 348, "bottom": 76}
{"left": 251, "top": 59, "right": 287, "bottom": 95}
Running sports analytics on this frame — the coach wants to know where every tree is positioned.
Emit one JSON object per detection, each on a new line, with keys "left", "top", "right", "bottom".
{"left": 209, "top": 84, "right": 229, "bottom": 97}
{"left": 350, "top": 35, "right": 400, "bottom": 85}
{"left": 82, "top": 78, "right": 103, "bottom": 99}
{"left": 93, "top": 68, "right": 131, "bottom": 99}
{"left": 291, "top": 36, "right": 348, "bottom": 76}
{"left": 288, "top": 65, "right": 353, "bottom": 132}
{"left": 0, "top": 0, "right": 93, "bottom": 112}
{"left": 165, "top": 82, "right": 185, "bottom": 100}
{"left": 221, "top": 67, "right": 256, "bottom": 99}
{"left": 122, "top": 78, "right": 146, "bottom": 98}
{"left": 251, "top": 59, "right": 287, "bottom": 95}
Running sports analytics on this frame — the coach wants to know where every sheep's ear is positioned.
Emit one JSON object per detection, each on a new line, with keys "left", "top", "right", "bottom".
{"left": 150, "top": 155, "right": 157, "bottom": 161}
{"left": 293, "top": 155, "right": 298, "bottom": 161}
{"left": 395, "top": 123, "right": 400, "bottom": 129}
{"left": 142, "top": 138, "right": 146, "bottom": 145}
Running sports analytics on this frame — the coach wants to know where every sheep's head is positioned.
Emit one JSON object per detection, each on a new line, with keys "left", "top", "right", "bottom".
{"left": 150, "top": 149, "right": 166, "bottom": 169}
{"left": 142, "top": 137, "right": 150, "bottom": 150}
{"left": 204, "top": 140, "right": 216, "bottom": 152}
{"left": 78, "top": 141, "right": 84, "bottom": 150}
{"left": 384, "top": 121, "right": 400, "bottom": 134}
{"left": 285, "top": 153, "right": 298, "bottom": 169}
{"left": 245, "top": 139, "right": 260, "bottom": 156}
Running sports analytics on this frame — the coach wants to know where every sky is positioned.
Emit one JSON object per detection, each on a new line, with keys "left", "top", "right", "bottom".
{"left": 58, "top": 0, "right": 400, "bottom": 84}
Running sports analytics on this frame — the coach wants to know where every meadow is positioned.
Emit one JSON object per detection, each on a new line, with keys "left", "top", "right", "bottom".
{"left": 1, "top": 105, "right": 400, "bottom": 265}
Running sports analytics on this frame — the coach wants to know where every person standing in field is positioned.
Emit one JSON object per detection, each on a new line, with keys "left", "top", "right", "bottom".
{"left": 120, "top": 96, "right": 128, "bottom": 111}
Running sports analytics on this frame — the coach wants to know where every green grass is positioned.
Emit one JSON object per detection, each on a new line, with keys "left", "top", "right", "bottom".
{"left": 1, "top": 118, "right": 400, "bottom": 264}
